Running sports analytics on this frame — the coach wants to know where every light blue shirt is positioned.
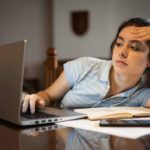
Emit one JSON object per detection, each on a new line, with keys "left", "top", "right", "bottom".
{"left": 60, "top": 57, "right": 150, "bottom": 150}
{"left": 66, "top": 129, "right": 110, "bottom": 150}
{"left": 61, "top": 57, "right": 150, "bottom": 109}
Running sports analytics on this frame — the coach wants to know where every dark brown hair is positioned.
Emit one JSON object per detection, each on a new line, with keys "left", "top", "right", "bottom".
{"left": 110, "top": 18, "right": 150, "bottom": 87}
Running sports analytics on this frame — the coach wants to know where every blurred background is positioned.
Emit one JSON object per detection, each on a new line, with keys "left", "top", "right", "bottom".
{"left": 0, "top": 0, "right": 150, "bottom": 89}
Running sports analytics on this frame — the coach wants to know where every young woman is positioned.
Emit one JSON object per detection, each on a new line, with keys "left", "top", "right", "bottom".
{"left": 22, "top": 17, "right": 150, "bottom": 114}
{"left": 22, "top": 17, "right": 150, "bottom": 150}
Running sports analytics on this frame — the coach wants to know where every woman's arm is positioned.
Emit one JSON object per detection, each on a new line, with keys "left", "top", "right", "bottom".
{"left": 22, "top": 71, "right": 71, "bottom": 113}
{"left": 144, "top": 98, "right": 150, "bottom": 108}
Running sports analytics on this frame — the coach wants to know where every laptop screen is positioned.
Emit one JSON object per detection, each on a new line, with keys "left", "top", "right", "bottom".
{"left": 0, "top": 40, "right": 26, "bottom": 124}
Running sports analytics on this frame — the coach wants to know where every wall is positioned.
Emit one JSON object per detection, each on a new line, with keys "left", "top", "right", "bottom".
{"left": 0, "top": 0, "right": 53, "bottom": 88}
{"left": 0, "top": 0, "right": 150, "bottom": 88}
{"left": 53, "top": 0, "right": 150, "bottom": 59}
{"left": 53, "top": 0, "right": 112, "bottom": 59}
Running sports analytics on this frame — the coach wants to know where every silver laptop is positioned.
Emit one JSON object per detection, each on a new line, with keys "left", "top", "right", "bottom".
{"left": 0, "top": 40, "right": 86, "bottom": 126}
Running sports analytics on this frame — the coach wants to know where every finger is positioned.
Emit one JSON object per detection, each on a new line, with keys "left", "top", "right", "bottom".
{"left": 133, "top": 33, "right": 150, "bottom": 41}
{"left": 140, "top": 34, "right": 150, "bottom": 41}
{"left": 132, "top": 27, "right": 145, "bottom": 31}
{"left": 36, "top": 99, "right": 46, "bottom": 108}
{"left": 130, "top": 30, "right": 148, "bottom": 39}
{"left": 29, "top": 94, "right": 38, "bottom": 113}
{"left": 129, "top": 27, "right": 140, "bottom": 33}
{"left": 130, "top": 28, "right": 145, "bottom": 35}
{"left": 22, "top": 95, "right": 30, "bottom": 113}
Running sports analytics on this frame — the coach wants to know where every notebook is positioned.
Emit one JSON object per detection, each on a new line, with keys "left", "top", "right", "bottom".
{"left": 0, "top": 40, "right": 86, "bottom": 126}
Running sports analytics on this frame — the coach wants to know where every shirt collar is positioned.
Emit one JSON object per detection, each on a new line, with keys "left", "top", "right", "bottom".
{"left": 98, "top": 60, "right": 145, "bottom": 98}
{"left": 112, "top": 77, "right": 145, "bottom": 98}
{"left": 99, "top": 60, "right": 112, "bottom": 84}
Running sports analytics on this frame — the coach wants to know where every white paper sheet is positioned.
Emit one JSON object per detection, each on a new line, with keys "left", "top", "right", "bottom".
{"left": 57, "top": 119, "right": 150, "bottom": 139}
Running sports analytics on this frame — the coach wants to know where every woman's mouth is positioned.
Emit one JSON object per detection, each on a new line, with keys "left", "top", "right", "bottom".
{"left": 115, "top": 60, "right": 128, "bottom": 67}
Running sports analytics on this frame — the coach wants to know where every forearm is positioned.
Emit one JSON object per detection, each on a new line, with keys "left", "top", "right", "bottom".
{"left": 36, "top": 71, "right": 71, "bottom": 106}
{"left": 144, "top": 98, "right": 150, "bottom": 108}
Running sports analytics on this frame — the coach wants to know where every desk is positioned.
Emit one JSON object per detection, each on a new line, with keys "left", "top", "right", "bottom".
{"left": 0, "top": 120, "right": 150, "bottom": 150}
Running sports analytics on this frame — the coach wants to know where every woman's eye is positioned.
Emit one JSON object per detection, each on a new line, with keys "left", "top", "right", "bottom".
{"left": 131, "top": 47, "right": 138, "bottom": 51}
{"left": 130, "top": 43, "right": 143, "bottom": 51}
{"left": 115, "top": 42, "right": 122, "bottom": 47}
{"left": 130, "top": 45, "right": 140, "bottom": 51}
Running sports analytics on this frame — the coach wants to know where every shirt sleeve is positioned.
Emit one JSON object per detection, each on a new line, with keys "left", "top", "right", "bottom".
{"left": 137, "top": 88, "right": 150, "bottom": 106}
{"left": 63, "top": 57, "right": 90, "bottom": 86}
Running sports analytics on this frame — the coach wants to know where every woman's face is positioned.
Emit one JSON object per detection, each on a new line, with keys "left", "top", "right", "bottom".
{"left": 112, "top": 26, "right": 150, "bottom": 77}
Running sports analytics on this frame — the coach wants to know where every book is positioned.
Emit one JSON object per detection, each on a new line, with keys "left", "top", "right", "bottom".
{"left": 74, "top": 107, "right": 150, "bottom": 120}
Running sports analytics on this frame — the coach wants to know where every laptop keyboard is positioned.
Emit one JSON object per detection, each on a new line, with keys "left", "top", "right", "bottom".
{"left": 21, "top": 111, "right": 58, "bottom": 119}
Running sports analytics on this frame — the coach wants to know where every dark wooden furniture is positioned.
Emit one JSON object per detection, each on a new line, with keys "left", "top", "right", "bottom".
{"left": 44, "top": 48, "right": 68, "bottom": 148}
{"left": 45, "top": 48, "right": 59, "bottom": 87}
{"left": 45, "top": 47, "right": 69, "bottom": 88}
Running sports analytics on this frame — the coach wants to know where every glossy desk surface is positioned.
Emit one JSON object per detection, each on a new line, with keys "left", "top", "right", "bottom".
{"left": 1, "top": 120, "right": 150, "bottom": 150}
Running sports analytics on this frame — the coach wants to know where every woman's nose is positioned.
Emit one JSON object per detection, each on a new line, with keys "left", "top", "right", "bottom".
{"left": 119, "top": 47, "right": 128, "bottom": 58}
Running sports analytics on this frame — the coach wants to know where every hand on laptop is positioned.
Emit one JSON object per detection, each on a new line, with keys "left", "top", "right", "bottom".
{"left": 22, "top": 94, "right": 46, "bottom": 114}
{"left": 22, "top": 72, "right": 71, "bottom": 114}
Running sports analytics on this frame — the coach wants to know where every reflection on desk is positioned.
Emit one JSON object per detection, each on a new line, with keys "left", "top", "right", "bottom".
{"left": 1, "top": 119, "right": 150, "bottom": 150}
{"left": 0, "top": 120, "right": 65, "bottom": 150}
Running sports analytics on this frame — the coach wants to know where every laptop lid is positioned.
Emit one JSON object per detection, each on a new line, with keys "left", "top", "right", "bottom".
{"left": 0, "top": 40, "right": 26, "bottom": 125}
